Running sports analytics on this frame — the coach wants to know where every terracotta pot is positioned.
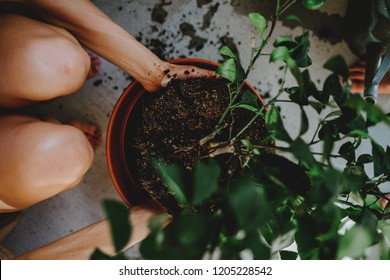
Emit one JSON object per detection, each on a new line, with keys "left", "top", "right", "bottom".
{"left": 106, "top": 58, "right": 264, "bottom": 207}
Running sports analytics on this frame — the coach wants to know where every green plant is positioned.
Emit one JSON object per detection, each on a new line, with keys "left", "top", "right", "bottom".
{"left": 94, "top": 0, "right": 390, "bottom": 260}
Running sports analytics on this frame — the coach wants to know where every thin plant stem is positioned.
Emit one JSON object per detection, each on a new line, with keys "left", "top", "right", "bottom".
{"left": 207, "top": 0, "right": 298, "bottom": 143}
{"left": 335, "top": 199, "right": 362, "bottom": 209}
{"left": 233, "top": 65, "right": 288, "bottom": 140}
{"left": 309, "top": 122, "right": 322, "bottom": 145}
{"left": 274, "top": 99, "right": 295, "bottom": 103}
{"left": 232, "top": 107, "right": 266, "bottom": 141}
{"left": 311, "top": 152, "right": 342, "bottom": 158}
{"left": 366, "top": 197, "right": 381, "bottom": 208}
{"left": 279, "top": 0, "right": 297, "bottom": 16}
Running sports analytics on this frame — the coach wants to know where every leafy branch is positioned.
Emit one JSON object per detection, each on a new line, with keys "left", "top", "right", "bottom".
{"left": 97, "top": 0, "right": 390, "bottom": 260}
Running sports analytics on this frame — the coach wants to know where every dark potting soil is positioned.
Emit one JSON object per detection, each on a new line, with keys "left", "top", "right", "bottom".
{"left": 131, "top": 78, "right": 268, "bottom": 213}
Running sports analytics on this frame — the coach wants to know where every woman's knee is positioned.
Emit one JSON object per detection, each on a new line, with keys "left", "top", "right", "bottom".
{"left": 0, "top": 120, "right": 94, "bottom": 210}
{"left": 38, "top": 124, "right": 94, "bottom": 184}
{"left": 20, "top": 36, "right": 91, "bottom": 99}
{"left": 0, "top": 14, "right": 90, "bottom": 103}
{"left": 24, "top": 123, "right": 94, "bottom": 188}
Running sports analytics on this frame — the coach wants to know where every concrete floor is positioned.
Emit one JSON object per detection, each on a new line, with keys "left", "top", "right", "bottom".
{"left": 2, "top": 0, "right": 390, "bottom": 258}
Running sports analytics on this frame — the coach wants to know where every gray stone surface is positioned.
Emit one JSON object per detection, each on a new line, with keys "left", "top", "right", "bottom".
{"left": 3, "top": 0, "right": 390, "bottom": 258}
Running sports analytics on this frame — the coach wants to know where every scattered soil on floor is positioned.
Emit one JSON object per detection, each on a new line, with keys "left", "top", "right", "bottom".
{"left": 151, "top": 0, "right": 171, "bottom": 24}
{"left": 200, "top": 3, "right": 220, "bottom": 30}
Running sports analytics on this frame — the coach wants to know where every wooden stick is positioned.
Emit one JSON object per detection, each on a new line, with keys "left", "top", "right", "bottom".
{"left": 14, "top": 200, "right": 166, "bottom": 260}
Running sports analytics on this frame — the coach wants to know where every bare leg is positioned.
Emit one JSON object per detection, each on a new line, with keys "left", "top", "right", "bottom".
{"left": 0, "top": 14, "right": 96, "bottom": 211}
{"left": 67, "top": 120, "right": 101, "bottom": 150}
{"left": 0, "top": 114, "right": 94, "bottom": 212}
{"left": 349, "top": 59, "right": 390, "bottom": 94}
{"left": 0, "top": 13, "right": 91, "bottom": 108}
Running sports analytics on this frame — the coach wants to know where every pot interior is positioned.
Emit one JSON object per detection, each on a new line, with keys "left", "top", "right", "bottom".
{"left": 107, "top": 58, "right": 263, "bottom": 207}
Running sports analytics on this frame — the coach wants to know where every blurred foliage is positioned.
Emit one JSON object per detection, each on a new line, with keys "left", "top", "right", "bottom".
{"left": 93, "top": 0, "right": 390, "bottom": 260}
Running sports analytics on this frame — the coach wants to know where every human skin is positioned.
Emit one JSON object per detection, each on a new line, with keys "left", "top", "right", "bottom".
{"left": 23, "top": 0, "right": 214, "bottom": 92}
{"left": 0, "top": 0, "right": 214, "bottom": 212}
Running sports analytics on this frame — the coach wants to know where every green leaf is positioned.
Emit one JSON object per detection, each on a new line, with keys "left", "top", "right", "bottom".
{"left": 309, "top": 101, "right": 325, "bottom": 114}
{"left": 321, "top": 167, "right": 345, "bottom": 195}
{"left": 265, "top": 106, "right": 292, "bottom": 143}
{"left": 289, "top": 61, "right": 303, "bottom": 86}
{"left": 228, "top": 177, "right": 273, "bottom": 231}
{"left": 343, "top": 94, "right": 390, "bottom": 126}
{"left": 365, "top": 195, "right": 382, "bottom": 211}
{"left": 302, "top": 0, "right": 326, "bottom": 10}
{"left": 285, "top": 71, "right": 312, "bottom": 106}
{"left": 312, "top": 90, "right": 329, "bottom": 105}
{"left": 345, "top": 113, "right": 367, "bottom": 133}
{"left": 246, "top": 231, "right": 271, "bottom": 260}
{"left": 235, "top": 61, "right": 247, "bottom": 82}
{"left": 285, "top": 15, "right": 304, "bottom": 27}
{"left": 169, "top": 214, "right": 210, "bottom": 249}
{"left": 90, "top": 248, "right": 112, "bottom": 260}
{"left": 347, "top": 129, "right": 371, "bottom": 139}
{"left": 343, "top": 94, "right": 365, "bottom": 113}
{"left": 139, "top": 230, "right": 165, "bottom": 259}
{"left": 343, "top": 164, "right": 368, "bottom": 191}
{"left": 236, "top": 90, "right": 260, "bottom": 112}
{"left": 315, "top": 204, "right": 345, "bottom": 242}
{"left": 274, "top": 32, "right": 311, "bottom": 68}
{"left": 270, "top": 46, "right": 290, "bottom": 62}
{"left": 296, "top": 205, "right": 343, "bottom": 260}
{"left": 102, "top": 199, "right": 131, "bottom": 253}
{"left": 357, "top": 154, "right": 373, "bottom": 165}
{"left": 372, "top": 142, "right": 386, "bottom": 177}
{"left": 378, "top": 220, "right": 390, "bottom": 246}
{"left": 235, "top": 104, "right": 259, "bottom": 113}
{"left": 241, "top": 139, "right": 261, "bottom": 155}
{"left": 337, "top": 225, "right": 373, "bottom": 259}
{"left": 280, "top": 250, "right": 298, "bottom": 260}
{"left": 300, "top": 106, "right": 309, "bottom": 135}
{"left": 323, "top": 55, "right": 349, "bottom": 79}
{"left": 241, "top": 139, "right": 255, "bottom": 150}
{"left": 295, "top": 216, "right": 320, "bottom": 259}
{"left": 252, "top": 153, "right": 311, "bottom": 196}
{"left": 192, "top": 160, "right": 221, "bottom": 205}
{"left": 321, "top": 74, "right": 341, "bottom": 103}
{"left": 216, "top": 58, "right": 237, "bottom": 82}
{"left": 286, "top": 87, "right": 308, "bottom": 105}
{"left": 302, "top": 69, "right": 317, "bottom": 97}
{"left": 274, "top": 36, "right": 294, "bottom": 47}
{"left": 289, "top": 137, "right": 317, "bottom": 167}
{"left": 291, "top": 32, "right": 312, "bottom": 68}
{"left": 324, "top": 110, "right": 343, "bottom": 121}
{"left": 171, "top": 214, "right": 213, "bottom": 259}
{"left": 90, "top": 249, "right": 127, "bottom": 260}
{"left": 249, "top": 12, "right": 267, "bottom": 37}
{"left": 219, "top": 239, "right": 243, "bottom": 260}
{"left": 365, "top": 102, "right": 390, "bottom": 126}
{"left": 153, "top": 160, "right": 188, "bottom": 204}
{"left": 338, "top": 141, "right": 355, "bottom": 162}
{"left": 148, "top": 214, "right": 170, "bottom": 231}
{"left": 141, "top": 213, "right": 212, "bottom": 259}
{"left": 271, "top": 230, "right": 296, "bottom": 255}
{"left": 318, "top": 121, "right": 339, "bottom": 160}
{"left": 240, "top": 90, "right": 260, "bottom": 108}
{"left": 219, "top": 46, "right": 237, "bottom": 59}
